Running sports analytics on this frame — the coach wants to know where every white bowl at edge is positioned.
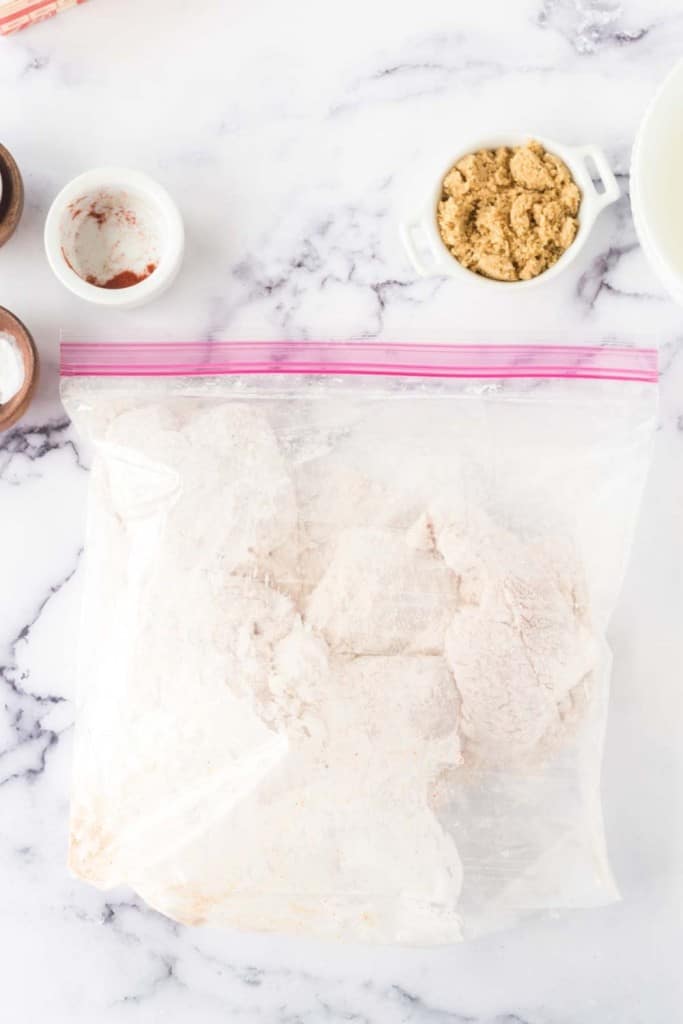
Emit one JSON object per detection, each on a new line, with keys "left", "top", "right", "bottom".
{"left": 631, "top": 59, "right": 683, "bottom": 307}
{"left": 401, "top": 134, "right": 620, "bottom": 289}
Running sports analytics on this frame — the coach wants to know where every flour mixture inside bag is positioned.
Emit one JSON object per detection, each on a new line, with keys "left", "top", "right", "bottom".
{"left": 60, "top": 342, "right": 657, "bottom": 943}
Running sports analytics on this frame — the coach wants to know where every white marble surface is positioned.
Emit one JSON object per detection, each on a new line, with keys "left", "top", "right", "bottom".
{"left": 1, "top": 0, "right": 682, "bottom": 1020}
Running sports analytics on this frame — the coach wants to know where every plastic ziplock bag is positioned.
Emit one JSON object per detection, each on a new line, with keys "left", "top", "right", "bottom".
{"left": 60, "top": 341, "right": 658, "bottom": 943}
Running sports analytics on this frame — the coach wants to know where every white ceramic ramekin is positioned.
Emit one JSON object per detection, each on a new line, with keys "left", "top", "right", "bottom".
{"left": 401, "top": 135, "right": 620, "bottom": 288}
{"left": 631, "top": 59, "right": 683, "bottom": 306}
{"left": 44, "top": 168, "right": 184, "bottom": 309}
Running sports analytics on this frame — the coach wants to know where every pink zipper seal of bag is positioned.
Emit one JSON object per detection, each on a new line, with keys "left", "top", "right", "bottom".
{"left": 0, "top": 0, "right": 86, "bottom": 36}
{"left": 60, "top": 341, "right": 659, "bottom": 384}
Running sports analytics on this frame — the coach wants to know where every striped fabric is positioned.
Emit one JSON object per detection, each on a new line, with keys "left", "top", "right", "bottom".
{"left": 0, "top": 0, "right": 86, "bottom": 35}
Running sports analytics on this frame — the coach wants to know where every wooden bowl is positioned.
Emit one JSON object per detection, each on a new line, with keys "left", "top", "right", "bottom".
{"left": 0, "top": 144, "right": 24, "bottom": 248}
{"left": 0, "top": 307, "right": 38, "bottom": 433}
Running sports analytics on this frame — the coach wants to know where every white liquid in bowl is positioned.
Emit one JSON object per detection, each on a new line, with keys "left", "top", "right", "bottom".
{"left": 632, "top": 60, "right": 683, "bottom": 298}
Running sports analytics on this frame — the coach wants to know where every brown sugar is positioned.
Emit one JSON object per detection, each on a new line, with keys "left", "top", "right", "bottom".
{"left": 436, "top": 140, "right": 581, "bottom": 282}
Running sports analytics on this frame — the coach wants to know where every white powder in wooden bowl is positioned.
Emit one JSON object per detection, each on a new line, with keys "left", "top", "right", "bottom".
{"left": 0, "top": 330, "right": 24, "bottom": 404}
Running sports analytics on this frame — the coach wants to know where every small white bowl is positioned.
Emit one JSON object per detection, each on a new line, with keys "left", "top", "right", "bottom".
{"left": 45, "top": 167, "right": 184, "bottom": 309}
{"left": 401, "top": 134, "right": 620, "bottom": 288}
{"left": 631, "top": 59, "right": 683, "bottom": 306}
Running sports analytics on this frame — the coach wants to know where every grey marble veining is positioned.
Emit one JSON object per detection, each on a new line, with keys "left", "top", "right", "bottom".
{"left": 0, "top": 1, "right": 682, "bottom": 1021}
